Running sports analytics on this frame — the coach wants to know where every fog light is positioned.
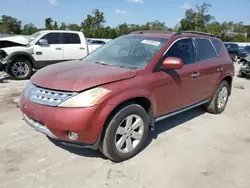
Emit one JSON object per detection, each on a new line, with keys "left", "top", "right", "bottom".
{"left": 68, "top": 132, "right": 78, "bottom": 140}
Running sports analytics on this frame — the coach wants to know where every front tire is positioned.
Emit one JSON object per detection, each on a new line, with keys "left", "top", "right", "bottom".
{"left": 100, "top": 104, "right": 149, "bottom": 162}
{"left": 205, "top": 80, "right": 230, "bottom": 114}
{"left": 9, "top": 58, "right": 33, "bottom": 80}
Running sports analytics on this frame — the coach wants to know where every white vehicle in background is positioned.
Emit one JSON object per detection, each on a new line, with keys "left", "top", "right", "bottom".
{"left": 0, "top": 30, "right": 104, "bottom": 80}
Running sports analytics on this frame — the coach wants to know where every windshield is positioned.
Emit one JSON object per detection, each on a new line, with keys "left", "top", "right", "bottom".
{"left": 29, "top": 31, "right": 44, "bottom": 42}
{"left": 84, "top": 35, "right": 167, "bottom": 70}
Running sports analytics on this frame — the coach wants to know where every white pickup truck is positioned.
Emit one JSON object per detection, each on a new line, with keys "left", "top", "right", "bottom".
{"left": 0, "top": 30, "right": 104, "bottom": 79}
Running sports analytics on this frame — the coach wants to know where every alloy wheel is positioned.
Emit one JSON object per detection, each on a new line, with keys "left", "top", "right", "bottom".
{"left": 217, "top": 86, "right": 228, "bottom": 109}
{"left": 115, "top": 114, "right": 144, "bottom": 153}
{"left": 12, "top": 62, "right": 30, "bottom": 78}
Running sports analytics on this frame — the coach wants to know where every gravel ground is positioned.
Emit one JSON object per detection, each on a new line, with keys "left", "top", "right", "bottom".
{"left": 0, "top": 64, "right": 250, "bottom": 188}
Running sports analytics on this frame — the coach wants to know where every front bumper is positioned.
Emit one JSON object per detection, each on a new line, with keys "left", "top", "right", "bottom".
{"left": 19, "top": 92, "right": 115, "bottom": 146}
{"left": 23, "top": 113, "right": 58, "bottom": 139}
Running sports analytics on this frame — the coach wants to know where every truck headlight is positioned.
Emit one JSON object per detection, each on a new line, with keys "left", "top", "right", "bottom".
{"left": 58, "top": 87, "right": 110, "bottom": 107}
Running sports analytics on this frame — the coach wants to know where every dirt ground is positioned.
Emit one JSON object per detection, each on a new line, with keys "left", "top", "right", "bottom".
{"left": 0, "top": 64, "right": 250, "bottom": 188}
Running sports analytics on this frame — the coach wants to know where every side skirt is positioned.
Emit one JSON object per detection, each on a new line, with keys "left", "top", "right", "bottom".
{"left": 155, "top": 100, "right": 209, "bottom": 123}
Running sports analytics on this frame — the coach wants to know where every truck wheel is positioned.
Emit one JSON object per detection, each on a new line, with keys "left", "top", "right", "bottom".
{"left": 205, "top": 80, "right": 230, "bottom": 114}
{"left": 100, "top": 104, "right": 149, "bottom": 162}
{"left": 9, "top": 58, "right": 33, "bottom": 80}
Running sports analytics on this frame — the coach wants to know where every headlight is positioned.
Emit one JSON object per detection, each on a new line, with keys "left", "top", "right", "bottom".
{"left": 23, "top": 82, "right": 33, "bottom": 98}
{"left": 58, "top": 87, "right": 110, "bottom": 107}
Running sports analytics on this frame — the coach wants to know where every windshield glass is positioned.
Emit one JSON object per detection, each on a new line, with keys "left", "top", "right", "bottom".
{"left": 84, "top": 35, "right": 167, "bottom": 70}
{"left": 29, "top": 31, "right": 44, "bottom": 42}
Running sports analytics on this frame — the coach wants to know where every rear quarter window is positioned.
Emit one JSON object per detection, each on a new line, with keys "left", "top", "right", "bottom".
{"left": 195, "top": 38, "right": 217, "bottom": 62}
{"left": 211, "top": 39, "right": 222, "bottom": 55}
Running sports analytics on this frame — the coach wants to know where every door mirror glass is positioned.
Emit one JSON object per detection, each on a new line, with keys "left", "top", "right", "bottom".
{"left": 38, "top": 39, "right": 48, "bottom": 45}
{"left": 162, "top": 57, "right": 184, "bottom": 69}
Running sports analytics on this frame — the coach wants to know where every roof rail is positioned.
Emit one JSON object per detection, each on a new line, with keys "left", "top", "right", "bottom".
{"left": 129, "top": 30, "right": 174, "bottom": 35}
{"left": 173, "top": 31, "right": 214, "bottom": 37}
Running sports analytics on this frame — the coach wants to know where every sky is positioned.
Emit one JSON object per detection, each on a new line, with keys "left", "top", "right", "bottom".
{"left": 0, "top": 0, "right": 250, "bottom": 29}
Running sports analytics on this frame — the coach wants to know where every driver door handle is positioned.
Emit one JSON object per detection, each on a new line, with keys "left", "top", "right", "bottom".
{"left": 191, "top": 72, "right": 200, "bottom": 78}
{"left": 55, "top": 47, "right": 62, "bottom": 50}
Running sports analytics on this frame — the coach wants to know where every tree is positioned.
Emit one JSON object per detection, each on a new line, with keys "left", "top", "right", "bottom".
{"left": 81, "top": 9, "right": 105, "bottom": 37}
{"left": 195, "top": 3, "right": 214, "bottom": 31}
{"left": 59, "top": 22, "right": 67, "bottom": 30}
{"left": 21, "top": 23, "right": 38, "bottom": 35}
{"left": 179, "top": 3, "right": 214, "bottom": 32}
{"left": 45, "top": 17, "right": 53, "bottom": 29}
{"left": 232, "top": 34, "right": 246, "bottom": 42}
{"left": 68, "top": 23, "right": 80, "bottom": 31}
{"left": 0, "top": 15, "right": 22, "bottom": 34}
{"left": 53, "top": 21, "right": 59, "bottom": 30}
{"left": 179, "top": 9, "right": 197, "bottom": 31}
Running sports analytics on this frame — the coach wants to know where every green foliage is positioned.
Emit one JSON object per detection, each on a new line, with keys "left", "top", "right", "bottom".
{"left": 0, "top": 4, "right": 248, "bottom": 42}
{"left": 179, "top": 3, "right": 214, "bottom": 32}
{"left": 53, "top": 21, "right": 59, "bottom": 30}
{"left": 0, "top": 15, "right": 22, "bottom": 34}
{"left": 21, "top": 23, "right": 38, "bottom": 35}
{"left": 59, "top": 22, "right": 67, "bottom": 30}
{"left": 45, "top": 17, "right": 53, "bottom": 29}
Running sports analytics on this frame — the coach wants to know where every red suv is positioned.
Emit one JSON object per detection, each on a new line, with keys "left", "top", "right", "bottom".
{"left": 19, "top": 31, "right": 234, "bottom": 162}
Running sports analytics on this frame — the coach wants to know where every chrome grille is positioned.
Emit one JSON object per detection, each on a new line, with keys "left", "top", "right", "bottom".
{"left": 27, "top": 84, "right": 76, "bottom": 106}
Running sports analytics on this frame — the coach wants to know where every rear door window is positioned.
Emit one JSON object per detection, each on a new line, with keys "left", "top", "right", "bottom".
{"left": 62, "top": 33, "right": 81, "bottom": 44}
{"left": 165, "top": 38, "right": 195, "bottom": 65}
{"left": 195, "top": 38, "right": 217, "bottom": 62}
{"left": 211, "top": 39, "right": 222, "bottom": 55}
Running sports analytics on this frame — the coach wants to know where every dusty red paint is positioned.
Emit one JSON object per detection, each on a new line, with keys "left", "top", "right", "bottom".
{"left": 20, "top": 32, "right": 234, "bottom": 145}
{"left": 31, "top": 60, "right": 138, "bottom": 92}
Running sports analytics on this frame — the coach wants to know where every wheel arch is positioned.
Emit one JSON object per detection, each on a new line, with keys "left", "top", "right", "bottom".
{"left": 7, "top": 52, "right": 35, "bottom": 70}
{"left": 221, "top": 75, "right": 233, "bottom": 95}
{"left": 209, "top": 74, "right": 233, "bottom": 100}
{"left": 97, "top": 95, "right": 154, "bottom": 145}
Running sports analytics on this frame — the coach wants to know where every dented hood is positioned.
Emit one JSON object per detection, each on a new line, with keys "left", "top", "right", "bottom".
{"left": 31, "top": 60, "right": 138, "bottom": 92}
{"left": 0, "top": 36, "right": 30, "bottom": 45}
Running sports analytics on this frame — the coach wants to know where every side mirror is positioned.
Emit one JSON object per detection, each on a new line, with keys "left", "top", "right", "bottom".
{"left": 38, "top": 39, "right": 48, "bottom": 45}
{"left": 162, "top": 57, "right": 184, "bottom": 69}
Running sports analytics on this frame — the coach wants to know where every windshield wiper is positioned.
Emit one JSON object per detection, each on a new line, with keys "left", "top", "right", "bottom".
{"left": 94, "top": 61, "right": 114, "bottom": 67}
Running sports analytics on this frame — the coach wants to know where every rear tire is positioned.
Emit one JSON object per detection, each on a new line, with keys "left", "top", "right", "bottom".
{"left": 100, "top": 104, "right": 149, "bottom": 162}
{"left": 9, "top": 58, "right": 33, "bottom": 80}
{"left": 205, "top": 80, "right": 230, "bottom": 114}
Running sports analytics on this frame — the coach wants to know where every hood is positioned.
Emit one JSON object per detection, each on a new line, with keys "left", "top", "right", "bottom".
{"left": 31, "top": 60, "right": 139, "bottom": 92}
{"left": 0, "top": 36, "right": 30, "bottom": 47}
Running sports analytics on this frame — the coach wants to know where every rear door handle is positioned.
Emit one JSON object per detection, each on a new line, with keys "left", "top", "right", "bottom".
{"left": 191, "top": 72, "right": 200, "bottom": 78}
{"left": 217, "top": 67, "right": 224, "bottom": 72}
{"left": 79, "top": 47, "right": 85, "bottom": 50}
{"left": 55, "top": 47, "right": 62, "bottom": 50}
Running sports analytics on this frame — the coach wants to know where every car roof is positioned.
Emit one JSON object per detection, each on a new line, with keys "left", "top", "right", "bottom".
{"left": 128, "top": 30, "right": 219, "bottom": 40}
{"left": 42, "top": 30, "right": 82, "bottom": 34}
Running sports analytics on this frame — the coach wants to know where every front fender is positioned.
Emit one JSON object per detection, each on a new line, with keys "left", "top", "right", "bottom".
{"left": 100, "top": 88, "right": 156, "bottom": 115}
{"left": 5, "top": 51, "right": 35, "bottom": 71}
{"left": 8, "top": 51, "right": 35, "bottom": 63}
